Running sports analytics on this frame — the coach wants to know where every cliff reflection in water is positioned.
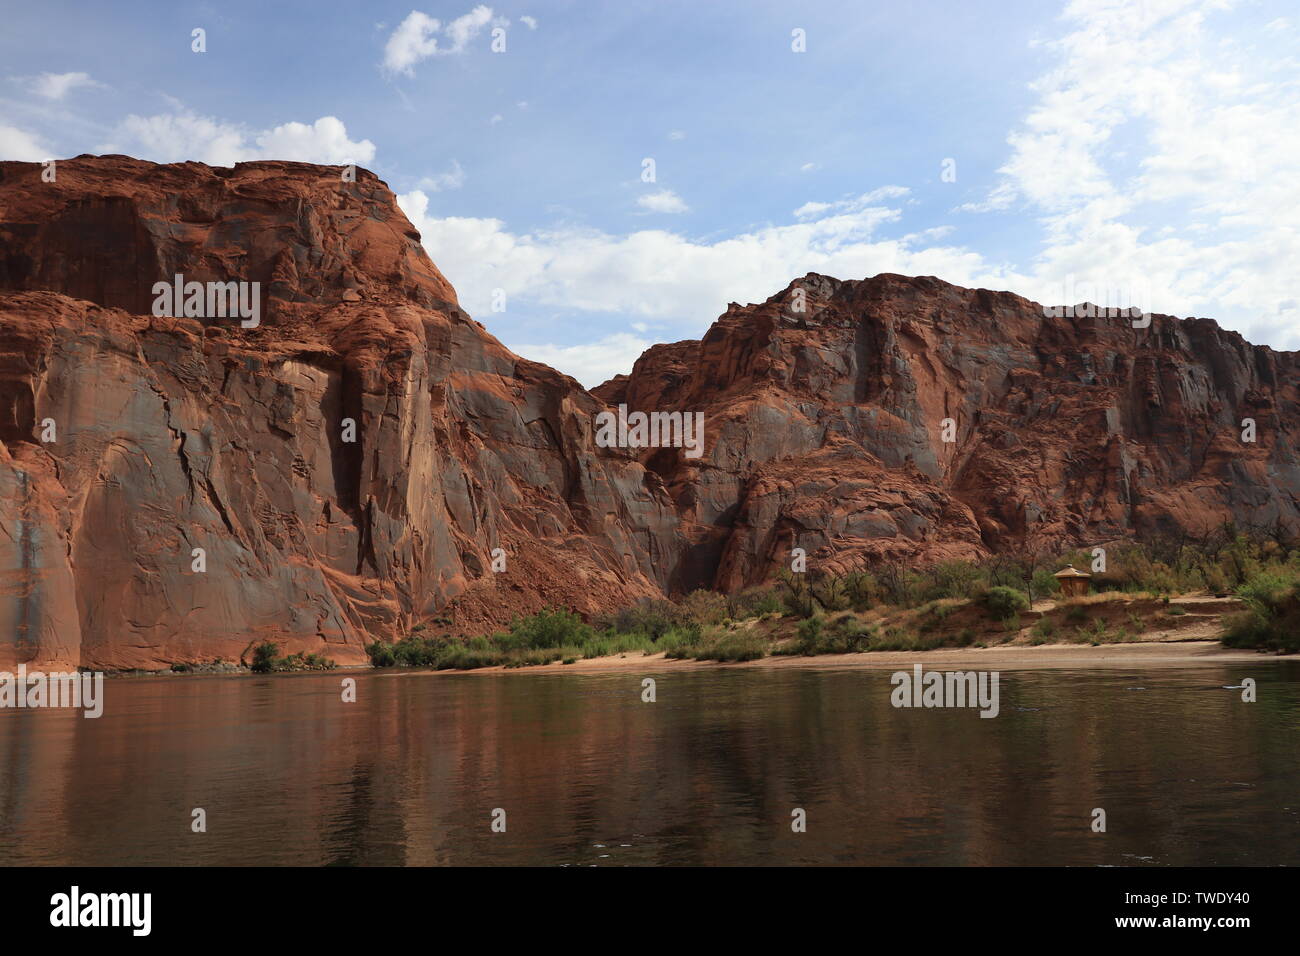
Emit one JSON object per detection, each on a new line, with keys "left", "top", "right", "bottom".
{"left": 1, "top": 663, "right": 1297, "bottom": 866}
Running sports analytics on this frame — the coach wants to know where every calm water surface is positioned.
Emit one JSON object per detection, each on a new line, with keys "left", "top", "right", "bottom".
{"left": 2, "top": 662, "right": 1297, "bottom": 865}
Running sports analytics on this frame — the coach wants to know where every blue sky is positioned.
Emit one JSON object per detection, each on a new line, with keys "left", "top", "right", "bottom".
{"left": 2, "top": 0, "right": 1298, "bottom": 385}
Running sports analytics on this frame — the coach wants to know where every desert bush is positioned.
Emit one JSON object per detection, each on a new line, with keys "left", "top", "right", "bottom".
{"left": 696, "top": 633, "right": 767, "bottom": 662}
{"left": 1222, "top": 570, "right": 1300, "bottom": 653}
{"left": 1030, "top": 568, "right": 1061, "bottom": 599}
{"left": 679, "top": 589, "right": 729, "bottom": 626}
{"left": 980, "top": 586, "right": 1030, "bottom": 621}
{"left": 777, "top": 569, "right": 817, "bottom": 618}
{"left": 251, "top": 640, "right": 335, "bottom": 672}
{"left": 366, "top": 641, "right": 397, "bottom": 667}
{"left": 250, "top": 641, "right": 281, "bottom": 673}
{"left": 922, "top": 560, "right": 986, "bottom": 601}
{"left": 727, "top": 586, "right": 783, "bottom": 619}
{"left": 597, "top": 598, "right": 682, "bottom": 639}
{"left": 505, "top": 607, "right": 596, "bottom": 649}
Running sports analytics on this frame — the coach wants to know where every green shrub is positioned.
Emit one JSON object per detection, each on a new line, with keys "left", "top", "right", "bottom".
{"left": 727, "top": 586, "right": 783, "bottom": 618}
{"left": 657, "top": 626, "right": 703, "bottom": 656}
{"left": 1222, "top": 571, "right": 1300, "bottom": 653}
{"left": 250, "top": 641, "right": 280, "bottom": 673}
{"left": 366, "top": 641, "right": 397, "bottom": 667}
{"left": 981, "top": 586, "right": 1030, "bottom": 621}
{"left": 250, "top": 641, "right": 335, "bottom": 672}
{"left": 697, "top": 633, "right": 767, "bottom": 662}
{"left": 434, "top": 645, "right": 506, "bottom": 670}
{"left": 392, "top": 634, "right": 444, "bottom": 667}
{"left": 679, "top": 589, "right": 729, "bottom": 626}
{"left": 1030, "top": 568, "right": 1061, "bottom": 600}
{"left": 505, "top": 607, "right": 595, "bottom": 649}
{"left": 796, "top": 615, "right": 824, "bottom": 645}
{"left": 923, "top": 560, "right": 985, "bottom": 600}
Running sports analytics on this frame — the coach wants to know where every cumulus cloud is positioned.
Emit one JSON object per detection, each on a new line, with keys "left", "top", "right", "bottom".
{"left": 519, "top": 15, "right": 538, "bottom": 30}
{"left": 24, "top": 71, "right": 101, "bottom": 100}
{"left": 959, "top": 0, "right": 1300, "bottom": 348}
{"left": 505, "top": 332, "right": 652, "bottom": 388}
{"left": 396, "top": 182, "right": 1020, "bottom": 384}
{"left": 382, "top": 6, "right": 494, "bottom": 75}
{"left": 416, "top": 159, "right": 466, "bottom": 191}
{"left": 636, "top": 189, "right": 689, "bottom": 214}
{"left": 793, "top": 201, "right": 831, "bottom": 219}
{"left": 794, "top": 186, "right": 909, "bottom": 220}
{"left": 255, "top": 117, "right": 376, "bottom": 164}
{"left": 396, "top": 186, "right": 1014, "bottom": 334}
{"left": 0, "top": 123, "right": 52, "bottom": 161}
{"left": 102, "top": 112, "right": 375, "bottom": 167}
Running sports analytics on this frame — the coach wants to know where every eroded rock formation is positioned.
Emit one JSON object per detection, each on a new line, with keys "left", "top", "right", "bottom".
{"left": 596, "top": 273, "right": 1300, "bottom": 592}
{"left": 0, "top": 157, "right": 679, "bottom": 668}
{"left": 1, "top": 156, "right": 1295, "bottom": 669}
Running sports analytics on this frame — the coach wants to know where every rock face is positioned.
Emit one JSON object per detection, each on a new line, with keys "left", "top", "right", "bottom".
{"left": 0, "top": 157, "right": 680, "bottom": 669}
{"left": 1, "top": 156, "right": 1296, "bottom": 669}
{"left": 594, "top": 273, "right": 1300, "bottom": 593}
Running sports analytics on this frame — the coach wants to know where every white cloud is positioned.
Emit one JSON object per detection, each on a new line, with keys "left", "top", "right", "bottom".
{"left": 417, "top": 159, "right": 466, "bottom": 191}
{"left": 396, "top": 187, "right": 1017, "bottom": 340}
{"left": 637, "top": 189, "right": 689, "bottom": 214}
{"left": 255, "top": 117, "right": 376, "bottom": 164}
{"left": 25, "top": 71, "right": 101, "bottom": 100}
{"left": 520, "top": 15, "right": 538, "bottom": 30}
{"left": 794, "top": 186, "right": 909, "bottom": 220}
{"left": 800, "top": 162, "right": 817, "bottom": 172}
{"left": 506, "top": 332, "right": 652, "bottom": 388}
{"left": 793, "top": 201, "right": 831, "bottom": 219}
{"left": 489, "top": 113, "right": 503, "bottom": 125}
{"left": 383, "top": 12, "right": 440, "bottom": 75}
{"left": 961, "top": 0, "right": 1300, "bottom": 348}
{"left": 668, "top": 130, "right": 686, "bottom": 140}
{"left": 109, "top": 112, "right": 249, "bottom": 166}
{"left": 446, "top": 6, "right": 496, "bottom": 50}
{"left": 102, "top": 112, "right": 375, "bottom": 167}
{"left": 0, "top": 123, "right": 51, "bottom": 161}
{"left": 382, "top": 6, "right": 494, "bottom": 75}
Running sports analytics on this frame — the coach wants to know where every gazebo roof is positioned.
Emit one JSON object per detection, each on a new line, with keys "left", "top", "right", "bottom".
{"left": 1054, "top": 565, "right": 1091, "bottom": 578}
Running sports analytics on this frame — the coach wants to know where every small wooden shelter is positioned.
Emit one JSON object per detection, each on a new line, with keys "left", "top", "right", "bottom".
{"left": 1053, "top": 565, "right": 1091, "bottom": 598}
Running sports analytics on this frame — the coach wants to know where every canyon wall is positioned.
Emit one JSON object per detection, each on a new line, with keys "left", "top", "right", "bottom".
{"left": 1, "top": 157, "right": 1295, "bottom": 668}
{"left": 0, "top": 157, "right": 680, "bottom": 668}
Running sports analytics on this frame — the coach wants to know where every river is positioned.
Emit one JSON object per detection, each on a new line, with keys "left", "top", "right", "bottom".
{"left": 2, "top": 660, "right": 1296, "bottom": 865}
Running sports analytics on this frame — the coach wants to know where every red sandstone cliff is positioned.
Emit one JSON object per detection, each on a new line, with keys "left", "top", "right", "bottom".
{"left": 0, "top": 156, "right": 680, "bottom": 669}
{"left": 595, "top": 273, "right": 1300, "bottom": 592}
{"left": 1, "top": 157, "right": 1295, "bottom": 669}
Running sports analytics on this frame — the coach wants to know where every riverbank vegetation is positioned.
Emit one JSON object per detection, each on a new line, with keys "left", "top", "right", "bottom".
{"left": 249, "top": 640, "right": 337, "bottom": 673}
{"left": 366, "top": 523, "right": 1300, "bottom": 670}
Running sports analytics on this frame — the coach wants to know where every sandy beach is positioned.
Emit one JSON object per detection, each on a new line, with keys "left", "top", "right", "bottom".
{"left": 383, "top": 639, "right": 1295, "bottom": 677}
